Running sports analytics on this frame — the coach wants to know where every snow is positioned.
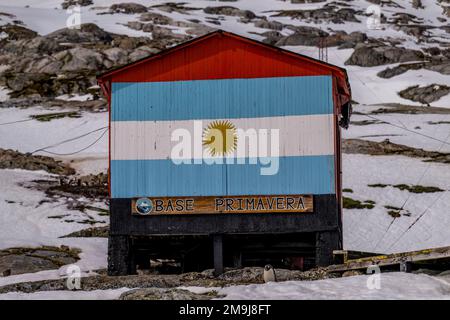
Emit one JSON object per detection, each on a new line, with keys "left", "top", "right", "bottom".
{"left": 342, "top": 154, "right": 450, "bottom": 253}
{"left": 0, "top": 107, "right": 108, "bottom": 174}
{"left": 199, "top": 272, "right": 450, "bottom": 300}
{"left": 0, "top": 288, "right": 129, "bottom": 300}
{"left": 0, "top": 169, "right": 108, "bottom": 286}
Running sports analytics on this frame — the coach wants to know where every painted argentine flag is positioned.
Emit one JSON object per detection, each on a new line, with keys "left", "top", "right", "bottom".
{"left": 111, "top": 76, "right": 336, "bottom": 198}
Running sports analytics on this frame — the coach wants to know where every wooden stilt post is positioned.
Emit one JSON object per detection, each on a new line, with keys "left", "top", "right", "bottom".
{"left": 213, "top": 234, "right": 224, "bottom": 276}
{"left": 108, "top": 235, "right": 131, "bottom": 276}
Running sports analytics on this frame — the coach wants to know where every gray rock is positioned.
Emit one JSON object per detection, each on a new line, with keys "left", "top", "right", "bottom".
{"left": 254, "top": 19, "right": 283, "bottom": 31}
{"left": 0, "top": 148, "right": 75, "bottom": 175}
{"left": 119, "top": 288, "right": 221, "bottom": 300}
{"left": 345, "top": 44, "right": 424, "bottom": 67}
{"left": 139, "top": 12, "right": 173, "bottom": 25}
{"left": 128, "top": 46, "right": 160, "bottom": 62}
{"left": 45, "top": 23, "right": 113, "bottom": 44}
{"left": 377, "top": 62, "right": 424, "bottom": 79}
{"left": 275, "top": 26, "right": 328, "bottom": 46}
{"left": 103, "top": 47, "right": 128, "bottom": 65}
{"left": 0, "top": 24, "right": 37, "bottom": 41}
{"left": 59, "top": 47, "right": 104, "bottom": 72}
{"left": 61, "top": 0, "right": 93, "bottom": 10}
{"left": 426, "top": 62, "right": 450, "bottom": 75}
{"left": 109, "top": 3, "right": 147, "bottom": 14}
{"left": 399, "top": 84, "right": 450, "bottom": 105}
{"left": 0, "top": 246, "right": 80, "bottom": 277}
{"left": 203, "top": 6, "right": 256, "bottom": 20}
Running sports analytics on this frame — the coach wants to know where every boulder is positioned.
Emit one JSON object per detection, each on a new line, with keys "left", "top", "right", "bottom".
{"left": 203, "top": 6, "right": 256, "bottom": 19}
{"left": 0, "top": 24, "right": 37, "bottom": 41}
{"left": 109, "top": 3, "right": 148, "bottom": 14}
{"left": 119, "top": 288, "right": 220, "bottom": 300}
{"left": 254, "top": 19, "right": 283, "bottom": 31}
{"left": 275, "top": 26, "right": 328, "bottom": 46}
{"left": 399, "top": 84, "right": 450, "bottom": 104}
{"left": 345, "top": 44, "right": 424, "bottom": 67}
{"left": 61, "top": 0, "right": 93, "bottom": 10}
{"left": 0, "top": 148, "right": 75, "bottom": 175}
{"left": 45, "top": 23, "right": 114, "bottom": 44}
{"left": 139, "top": 12, "right": 173, "bottom": 25}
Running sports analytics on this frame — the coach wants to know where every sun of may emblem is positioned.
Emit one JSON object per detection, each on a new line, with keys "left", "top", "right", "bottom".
{"left": 202, "top": 120, "right": 238, "bottom": 156}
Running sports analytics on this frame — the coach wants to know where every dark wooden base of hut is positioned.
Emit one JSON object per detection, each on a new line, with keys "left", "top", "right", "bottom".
{"left": 107, "top": 195, "right": 342, "bottom": 276}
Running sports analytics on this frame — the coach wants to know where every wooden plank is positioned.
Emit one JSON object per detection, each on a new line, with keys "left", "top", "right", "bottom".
{"left": 329, "top": 246, "right": 450, "bottom": 272}
{"left": 131, "top": 194, "right": 313, "bottom": 215}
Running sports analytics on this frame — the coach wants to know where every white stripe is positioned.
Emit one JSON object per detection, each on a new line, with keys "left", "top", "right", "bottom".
{"left": 111, "top": 115, "right": 335, "bottom": 160}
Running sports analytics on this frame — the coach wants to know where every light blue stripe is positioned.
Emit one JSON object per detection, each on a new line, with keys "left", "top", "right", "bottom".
{"left": 111, "top": 76, "right": 333, "bottom": 121}
{"left": 110, "top": 156, "right": 335, "bottom": 198}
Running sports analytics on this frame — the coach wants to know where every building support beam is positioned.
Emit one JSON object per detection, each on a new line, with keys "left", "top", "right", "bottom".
{"left": 316, "top": 230, "right": 341, "bottom": 267}
{"left": 108, "top": 235, "right": 132, "bottom": 276}
{"left": 213, "top": 234, "right": 224, "bottom": 276}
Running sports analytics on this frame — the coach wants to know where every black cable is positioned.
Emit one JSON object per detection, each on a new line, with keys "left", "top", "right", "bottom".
{"left": 30, "top": 126, "right": 108, "bottom": 155}
{"left": 37, "top": 128, "right": 108, "bottom": 156}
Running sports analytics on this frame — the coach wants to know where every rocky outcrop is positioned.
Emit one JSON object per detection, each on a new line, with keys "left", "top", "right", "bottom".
{"left": 274, "top": 27, "right": 366, "bottom": 48}
{"left": 0, "top": 24, "right": 37, "bottom": 41}
{"left": 61, "top": 226, "right": 109, "bottom": 238}
{"left": 109, "top": 3, "right": 148, "bottom": 14}
{"left": 119, "top": 288, "right": 221, "bottom": 300}
{"left": 275, "top": 26, "right": 328, "bottom": 46}
{"left": 345, "top": 44, "right": 424, "bottom": 67}
{"left": 0, "top": 23, "right": 186, "bottom": 98}
{"left": 0, "top": 267, "right": 334, "bottom": 293}
{"left": 343, "top": 139, "right": 450, "bottom": 163}
{"left": 377, "top": 62, "right": 424, "bottom": 78}
{"left": 273, "top": 5, "right": 361, "bottom": 24}
{"left": 45, "top": 172, "right": 109, "bottom": 200}
{"left": 399, "top": 84, "right": 450, "bottom": 104}
{"left": 0, "top": 246, "right": 80, "bottom": 277}
{"left": 254, "top": 18, "right": 283, "bottom": 31}
{"left": 204, "top": 6, "right": 257, "bottom": 20}
{"left": 45, "top": 23, "right": 113, "bottom": 44}
{"left": 61, "top": 0, "right": 93, "bottom": 10}
{"left": 0, "top": 148, "right": 75, "bottom": 175}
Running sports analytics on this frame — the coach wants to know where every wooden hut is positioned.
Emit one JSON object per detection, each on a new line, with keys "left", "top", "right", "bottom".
{"left": 98, "top": 30, "right": 352, "bottom": 275}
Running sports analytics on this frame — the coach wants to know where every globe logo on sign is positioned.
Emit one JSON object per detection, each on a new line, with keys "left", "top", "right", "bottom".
{"left": 135, "top": 198, "right": 153, "bottom": 215}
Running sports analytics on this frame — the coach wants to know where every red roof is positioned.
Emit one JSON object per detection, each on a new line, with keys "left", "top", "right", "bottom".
{"left": 98, "top": 30, "right": 351, "bottom": 105}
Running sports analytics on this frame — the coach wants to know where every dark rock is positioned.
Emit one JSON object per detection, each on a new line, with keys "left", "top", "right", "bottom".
{"left": 0, "top": 246, "right": 80, "bottom": 277}
{"left": 61, "top": 226, "right": 109, "bottom": 238}
{"left": 204, "top": 6, "right": 256, "bottom": 19}
{"left": 275, "top": 26, "right": 328, "bottom": 46}
{"left": 261, "top": 31, "right": 284, "bottom": 45}
{"left": 399, "top": 84, "right": 450, "bottom": 104}
{"left": 377, "top": 62, "right": 424, "bottom": 78}
{"left": 109, "top": 3, "right": 147, "bottom": 14}
{"left": 119, "top": 288, "right": 221, "bottom": 300}
{"left": 0, "top": 267, "right": 334, "bottom": 294}
{"left": 139, "top": 12, "right": 173, "bottom": 24}
{"left": 0, "top": 24, "right": 37, "bottom": 41}
{"left": 45, "top": 23, "right": 114, "bottom": 44}
{"left": 273, "top": 5, "right": 361, "bottom": 24}
{"left": 345, "top": 44, "right": 424, "bottom": 67}
{"left": 254, "top": 18, "right": 283, "bottom": 31}
{"left": 0, "top": 148, "right": 75, "bottom": 175}
{"left": 61, "top": 0, "right": 93, "bottom": 10}
{"left": 343, "top": 138, "right": 450, "bottom": 163}
{"left": 412, "top": 0, "right": 424, "bottom": 9}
